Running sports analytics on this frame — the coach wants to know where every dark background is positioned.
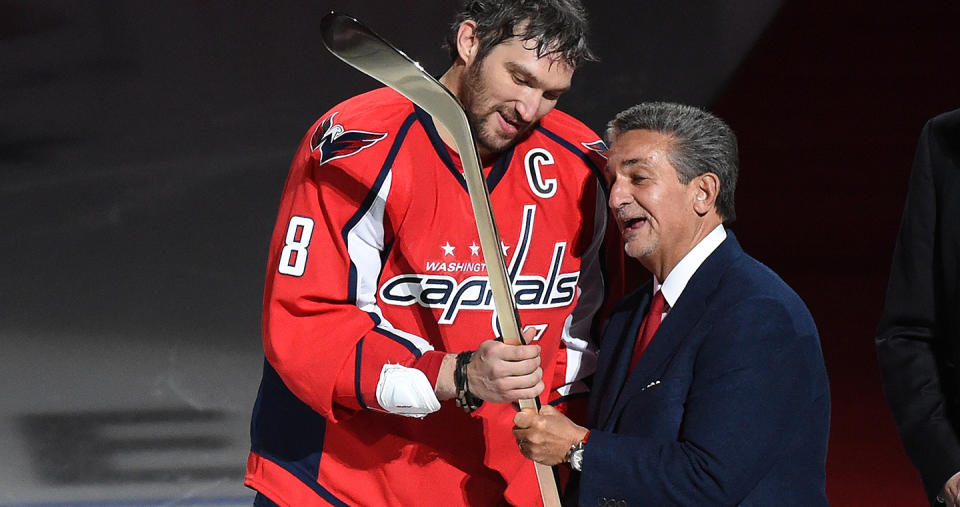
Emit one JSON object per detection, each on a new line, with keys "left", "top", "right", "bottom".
{"left": 3, "top": 0, "right": 959, "bottom": 504}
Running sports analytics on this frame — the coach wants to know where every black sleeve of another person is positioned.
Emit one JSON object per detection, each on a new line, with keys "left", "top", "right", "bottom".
{"left": 876, "top": 108, "right": 960, "bottom": 504}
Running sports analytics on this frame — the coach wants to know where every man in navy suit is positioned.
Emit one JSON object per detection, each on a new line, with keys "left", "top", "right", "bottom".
{"left": 513, "top": 102, "right": 830, "bottom": 506}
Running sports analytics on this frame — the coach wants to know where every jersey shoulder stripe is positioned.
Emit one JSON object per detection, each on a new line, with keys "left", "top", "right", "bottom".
{"left": 538, "top": 108, "right": 608, "bottom": 178}
{"left": 342, "top": 111, "right": 417, "bottom": 305}
{"left": 535, "top": 124, "right": 605, "bottom": 180}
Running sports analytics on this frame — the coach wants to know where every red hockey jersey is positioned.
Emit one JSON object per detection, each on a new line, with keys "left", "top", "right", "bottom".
{"left": 246, "top": 87, "right": 614, "bottom": 506}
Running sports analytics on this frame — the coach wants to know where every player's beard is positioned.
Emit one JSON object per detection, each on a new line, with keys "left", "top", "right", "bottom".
{"left": 460, "top": 59, "right": 532, "bottom": 157}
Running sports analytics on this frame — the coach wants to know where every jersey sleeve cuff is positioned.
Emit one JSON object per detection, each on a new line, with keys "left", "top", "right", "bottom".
{"left": 413, "top": 350, "right": 445, "bottom": 387}
{"left": 332, "top": 330, "right": 439, "bottom": 416}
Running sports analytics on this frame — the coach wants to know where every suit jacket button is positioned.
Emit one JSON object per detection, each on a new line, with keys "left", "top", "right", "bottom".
{"left": 598, "top": 497, "right": 608, "bottom": 506}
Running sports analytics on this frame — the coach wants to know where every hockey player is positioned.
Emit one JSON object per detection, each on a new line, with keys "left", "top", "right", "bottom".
{"left": 245, "top": 1, "right": 617, "bottom": 505}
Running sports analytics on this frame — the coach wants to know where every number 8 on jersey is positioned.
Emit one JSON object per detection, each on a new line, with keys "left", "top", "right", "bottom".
{"left": 278, "top": 216, "right": 315, "bottom": 277}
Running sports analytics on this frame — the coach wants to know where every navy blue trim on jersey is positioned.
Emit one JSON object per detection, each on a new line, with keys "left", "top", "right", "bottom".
{"left": 379, "top": 236, "right": 395, "bottom": 281}
{"left": 485, "top": 146, "right": 514, "bottom": 193}
{"left": 535, "top": 125, "right": 605, "bottom": 185}
{"left": 414, "top": 106, "right": 468, "bottom": 192}
{"left": 412, "top": 105, "right": 514, "bottom": 194}
{"left": 355, "top": 338, "right": 368, "bottom": 410}
{"left": 368, "top": 311, "right": 425, "bottom": 358}
{"left": 253, "top": 492, "right": 280, "bottom": 506}
{"left": 536, "top": 124, "right": 616, "bottom": 343}
{"left": 261, "top": 454, "right": 350, "bottom": 507}
{"left": 343, "top": 112, "right": 418, "bottom": 304}
{"left": 249, "top": 360, "right": 349, "bottom": 506}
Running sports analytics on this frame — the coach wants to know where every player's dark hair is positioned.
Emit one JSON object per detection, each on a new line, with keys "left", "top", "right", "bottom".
{"left": 606, "top": 102, "right": 739, "bottom": 223}
{"left": 444, "top": 0, "right": 597, "bottom": 68}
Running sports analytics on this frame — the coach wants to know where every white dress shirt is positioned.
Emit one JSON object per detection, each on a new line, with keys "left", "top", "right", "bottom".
{"left": 653, "top": 224, "right": 727, "bottom": 318}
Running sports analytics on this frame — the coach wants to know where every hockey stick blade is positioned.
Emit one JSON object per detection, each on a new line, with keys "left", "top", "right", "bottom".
{"left": 321, "top": 12, "right": 561, "bottom": 506}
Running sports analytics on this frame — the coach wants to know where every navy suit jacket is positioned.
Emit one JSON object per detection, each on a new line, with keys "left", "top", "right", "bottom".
{"left": 573, "top": 232, "right": 830, "bottom": 506}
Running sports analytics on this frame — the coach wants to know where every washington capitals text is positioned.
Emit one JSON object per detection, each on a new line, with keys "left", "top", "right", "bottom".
{"left": 379, "top": 205, "right": 579, "bottom": 324}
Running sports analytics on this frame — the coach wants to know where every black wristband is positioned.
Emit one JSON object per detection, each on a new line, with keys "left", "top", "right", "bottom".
{"left": 455, "top": 351, "right": 484, "bottom": 413}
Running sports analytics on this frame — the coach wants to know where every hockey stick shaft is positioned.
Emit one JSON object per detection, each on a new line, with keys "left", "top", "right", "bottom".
{"left": 320, "top": 12, "right": 560, "bottom": 506}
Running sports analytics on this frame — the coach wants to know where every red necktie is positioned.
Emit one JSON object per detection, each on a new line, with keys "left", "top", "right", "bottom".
{"left": 629, "top": 291, "right": 666, "bottom": 372}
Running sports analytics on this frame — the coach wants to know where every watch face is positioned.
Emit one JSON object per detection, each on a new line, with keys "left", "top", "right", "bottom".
{"left": 570, "top": 449, "right": 584, "bottom": 472}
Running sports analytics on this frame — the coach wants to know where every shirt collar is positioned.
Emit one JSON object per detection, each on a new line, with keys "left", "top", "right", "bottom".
{"left": 654, "top": 224, "right": 727, "bottom": 308}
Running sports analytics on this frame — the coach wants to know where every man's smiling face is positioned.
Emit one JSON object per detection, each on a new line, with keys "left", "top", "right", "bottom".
{"left": 605, "top": 129, "right": 702, "bottom": 271}
{"left": 458, "top": 35, "right": 573, "bottom": 158}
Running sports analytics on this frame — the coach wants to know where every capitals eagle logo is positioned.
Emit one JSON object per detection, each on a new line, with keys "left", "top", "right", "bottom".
{"left": 581, "top": 139, "right": 608, "bottom": 159}
{"left": 311, "top": 112, "right": 388, "bottom": 165}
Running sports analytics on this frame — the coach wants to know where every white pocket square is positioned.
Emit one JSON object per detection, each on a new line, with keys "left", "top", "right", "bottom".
{"left": 641, "top": 380, "right": 661, "bottom": 391}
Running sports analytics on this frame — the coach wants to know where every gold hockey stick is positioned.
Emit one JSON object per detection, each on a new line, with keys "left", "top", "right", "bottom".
{"left": 320, "top": 12, "right": 561, "bottom": 507}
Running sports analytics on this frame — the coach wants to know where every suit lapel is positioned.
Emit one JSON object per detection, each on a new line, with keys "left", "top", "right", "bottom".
{"left": 595, "top": 233, "right": 746, "bottom": 429}
{"left": 591, "top": 287, "right": 652, "bottom": 429}
{"left": 611, "top": 287, "right": 707, "bottom": 418}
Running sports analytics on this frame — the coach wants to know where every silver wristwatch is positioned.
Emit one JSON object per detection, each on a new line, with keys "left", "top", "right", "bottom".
{"left": 566, "top": 440, "right": 585, "bottom": 472}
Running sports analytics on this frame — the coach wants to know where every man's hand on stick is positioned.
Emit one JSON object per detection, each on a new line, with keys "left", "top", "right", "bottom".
{"left": 513, "top": 404, "right": 588, "bottom": 466}
{"left": 436, "top": 328, "right": 542, "bottom": 403}
{"left": 470, "top": 330, "right": 543, "bottom": 403}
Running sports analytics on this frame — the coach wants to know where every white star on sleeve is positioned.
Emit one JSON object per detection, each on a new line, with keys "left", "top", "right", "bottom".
{"left": 469, "top": 242, "right": 480, "bottom": 256}
{"left": 441, "top": 242, "right": 455, "bottom": 256}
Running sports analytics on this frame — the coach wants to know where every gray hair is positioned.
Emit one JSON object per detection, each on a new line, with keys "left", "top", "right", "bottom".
{"left": 444, "top": 0, "right": 598, "bottom": 69}
{"left": 606, "top": 102, "right": 738, "bottom": 223}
